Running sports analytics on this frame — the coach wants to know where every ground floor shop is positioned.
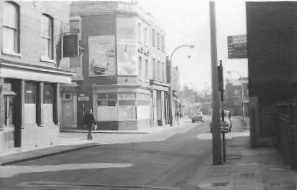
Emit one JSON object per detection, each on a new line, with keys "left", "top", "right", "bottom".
{"left": 0, "top": 61, "right": 72, "bottom": 154}
{"left": 71, "top": 84, "right": 170, "bottom": 131}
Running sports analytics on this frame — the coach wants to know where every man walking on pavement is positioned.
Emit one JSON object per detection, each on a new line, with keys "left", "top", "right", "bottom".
{"left": 84, "top": 109, "right": 96, "bottom": 140}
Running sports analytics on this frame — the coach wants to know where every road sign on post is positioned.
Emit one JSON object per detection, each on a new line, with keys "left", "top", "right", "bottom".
{"left": 227, "top": 35, "right": 247, "bottom": 59}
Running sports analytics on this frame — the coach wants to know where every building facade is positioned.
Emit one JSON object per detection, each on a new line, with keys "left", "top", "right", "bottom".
{"left": 67, "top": 1, "right": 168, "bottom": 130}
{"left": 0, "top": 1, "right": 72, "bottom": 154}
{"left": 225, "top": 77, "right": 249, "bottom": 117}
{"left": 246, "top": 2, "right": 297, "bottom": 147}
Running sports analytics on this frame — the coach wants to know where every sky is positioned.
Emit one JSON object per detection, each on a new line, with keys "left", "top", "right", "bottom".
{"left": 135, "top": 0, "right": 248, "bottom": 93}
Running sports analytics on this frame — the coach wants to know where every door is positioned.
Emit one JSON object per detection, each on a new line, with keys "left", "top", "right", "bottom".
{"left": 61, "top": 93, "right": 75, "bottom": 128}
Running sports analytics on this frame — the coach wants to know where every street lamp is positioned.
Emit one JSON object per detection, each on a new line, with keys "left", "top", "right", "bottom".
{"left": 169, "top": 45, "right": 195, "bottom": 126}
{"left": 227, "top": 70, "right": 245, "bottom": 120}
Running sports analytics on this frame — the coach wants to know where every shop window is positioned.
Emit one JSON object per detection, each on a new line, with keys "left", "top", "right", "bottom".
{"left": 131, "top": 93, "right": 136, "bottom": 99}
{"left": 25, "top": 82, "right": 36, "bottom": 104}
{"left": 123, "top": 93, "right": 131, "bottom": 99}
{"left": 24, "top": 82, "right": 37, "bottom": 125}
{"left": 43, "top": 83, "right": 53, "bottom": 123}
{"left": 97, "top": 100, "right": 116, "bottom": 106}
{"left": 97, "top": 93, "right": 107, "bottom": 99}
{"left": 43, "top": 84, "right": 53, "bottom": 104}
{"left": 107, "top": 93, "right": 117, "bottom": 99}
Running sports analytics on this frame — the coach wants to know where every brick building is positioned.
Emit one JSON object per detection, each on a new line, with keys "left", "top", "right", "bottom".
{"left": 0, "top": 1, "right": 72, "bottom": 154}
{"left": 247, "top": 2, "right": 297, "bottom": 147}
{"left": 66, "top": 1, "right": 169, "bottom": 130}
{"left": 225, "top": 77, "right": 248, "bottom": 117}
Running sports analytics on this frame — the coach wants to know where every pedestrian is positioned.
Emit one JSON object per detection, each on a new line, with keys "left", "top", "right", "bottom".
{"left": 84, "top": 109, "right": 96, "bottom": 140}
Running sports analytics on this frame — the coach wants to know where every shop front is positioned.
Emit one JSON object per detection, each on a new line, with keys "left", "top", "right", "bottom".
{"left": 0, "top": 62, "right": 72, "bottom": 154}
{"left": 92, "top": 85, "right": 151, "bottom": 130}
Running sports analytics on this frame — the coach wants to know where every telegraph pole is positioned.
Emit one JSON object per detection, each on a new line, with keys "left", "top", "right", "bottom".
{"left": 210, "top": 1, "right": 222, "bottom": 165}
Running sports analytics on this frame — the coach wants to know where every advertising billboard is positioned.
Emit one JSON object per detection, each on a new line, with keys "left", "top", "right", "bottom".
{"left": 117, "top": 16, "right": 138, "bottom": 75}
{"left": 227, "top": 34, "right": 247, "bottom": 59}
{"left": 88, "top": 35, "right": 116, "bottom": 76}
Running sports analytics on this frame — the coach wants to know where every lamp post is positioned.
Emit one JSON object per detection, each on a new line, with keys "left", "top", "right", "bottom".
{"left": 227, "top": 70, "right": 245, "bottom": 120}
{"left": 169, "top": 45, "right": 194, "bottom": 126}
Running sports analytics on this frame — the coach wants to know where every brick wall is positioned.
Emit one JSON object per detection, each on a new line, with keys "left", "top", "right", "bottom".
{"left": 247, "top": 2, "right": 297, "bottom": 105}
{"left": 247, "top": 2, "right": 297, "bottom": 143}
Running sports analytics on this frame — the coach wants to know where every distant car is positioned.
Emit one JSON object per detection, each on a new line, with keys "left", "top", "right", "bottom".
{"left": 210, "top": 110, "right": 232, "bottom": 133}
{"left": 192, "top": 112, "right": 204, "bottom": 123}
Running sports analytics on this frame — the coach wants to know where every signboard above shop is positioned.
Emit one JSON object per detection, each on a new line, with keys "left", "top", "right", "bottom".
{"left": 227, "top": 34, "right": 247, "bottom": 59}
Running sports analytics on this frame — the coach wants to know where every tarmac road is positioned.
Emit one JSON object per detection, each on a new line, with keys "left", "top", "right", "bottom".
{"left": 0, "top": 117, "right": 245, "bottom": 190}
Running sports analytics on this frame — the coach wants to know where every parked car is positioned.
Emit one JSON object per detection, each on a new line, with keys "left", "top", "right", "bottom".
{"left": 192, "top": 111, "right": 204, "bottom": 123}
{"left": 210, "top": 110, "right": 232, "bottom": 132}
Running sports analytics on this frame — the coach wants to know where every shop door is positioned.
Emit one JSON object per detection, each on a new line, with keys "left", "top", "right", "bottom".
{"left": 157, "top": 91, "right": 162, "bottom": 125}
{"left": 61, "top": 94, "right": 75, "bottom": 128}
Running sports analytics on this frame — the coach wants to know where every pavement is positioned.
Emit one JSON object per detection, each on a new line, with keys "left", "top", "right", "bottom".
{"left": 185, "top": 117, "right": 297, "bottom": 190}
{"left": 0, "top": 117, "right": 296, "bottom": 190}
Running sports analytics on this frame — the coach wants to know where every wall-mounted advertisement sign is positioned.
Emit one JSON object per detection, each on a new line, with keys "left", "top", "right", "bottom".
{"left": 117, "top": 17, "right": 138, "bottom": 75}
{"left": 227, "top": 34, "right": 247, "bottom": 59}
{"left": 88, "top": 35, "right": 116, "bottom": 76}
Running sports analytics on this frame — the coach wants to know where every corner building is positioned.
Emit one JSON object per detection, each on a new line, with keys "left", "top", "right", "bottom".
{"left": 0, "top": 1, "right": 72, "bottom": 153}
{"left": 71, "top": 1, "right": 169, "bottom": 130}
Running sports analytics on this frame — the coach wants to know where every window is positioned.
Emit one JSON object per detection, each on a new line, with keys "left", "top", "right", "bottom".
{"left": 157, "top": 32, "right": 160, "bottom": 49}
{"left": 144, "top": 27, "right": 147, "bottom": 46}
{"left": 138, "top": 23, "right": 141, "bottom": 42}
{"left": 63, "top": 93, "right": 72, "bottom": 100}
{"left": 157, "top": 61, "right": 160, "bottom": 81}
{"left": 24, "top": 82, "right": 37, "bottom": 125}
{"left": 145, "top": 59, "right": 149, "bottom": 81}
{"left": 25, "top": 82, "right": 37, "bottom": 104}
{"left": 161, "top": 36, "right": 165, "bottom": 52}
{"left": 3, "top": 2, "right": 19, "bottom": 54}
{"left": 152, "top": 29, "right": 155, "bottom": 47}
{"left": 43, "top": 84, "right": 53, "bottom": 104}
{"left": 41, "top": 14, "right": 53, "bottom": 60}
{"left": 234, "top": 89, "right": 240, "bottom": 96}
{"left": 43, "top": 83, "right": 54, "bottom": 123}
{"left": 138, "top": 56, "right": 142, "bottom": 79}
{"left": 162, "top": 62, "right": 165, "bottom": 82}
{"left": 70, "top": 20, "right": 80, "bottom": 33}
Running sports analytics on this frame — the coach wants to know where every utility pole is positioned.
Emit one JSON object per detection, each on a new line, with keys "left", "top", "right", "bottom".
{"left": 210, "top": 1, "right": 222, "bottom": 165}
{"left": 218, "top": 60, "right": 226, "bottom": 162}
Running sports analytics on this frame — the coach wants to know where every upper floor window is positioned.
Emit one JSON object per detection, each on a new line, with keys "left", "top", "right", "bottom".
{"left": 152, "top": 29, "right": 155, "bottom": 47}
{"left": 138, "top": 23, "right": 141, "bottom": 43}
{"left": 41, "top": 14, "right": 53, "bottom": 60}
{"left": 70, "top": 20, "right": 80, "bottom": 33}
{"left": 138, "top": 56, "right": 142, "bottom": 79}
{"left": 144, "top": 27, "right": 148, "bottom": 46}
{"left": 145, "top": 59, "right": 149, "bottom": 81}
{"left": 157, "top": 32, "right": 160, "bottom": 49}
{"left": 3, "top": 2, "right": 20, "bottom": 54}
{"left": 161, "top": 35, "right": 165, "bottom": 52}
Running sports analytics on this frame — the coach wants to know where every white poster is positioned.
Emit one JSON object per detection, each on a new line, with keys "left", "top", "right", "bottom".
{"left": 88, "top": 35, "right": 115, "bottom": 76}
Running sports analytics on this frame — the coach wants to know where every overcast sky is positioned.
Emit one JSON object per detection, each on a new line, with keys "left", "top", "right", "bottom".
{"left": 136, "top": 0, "right": 247, "bottom": 93}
